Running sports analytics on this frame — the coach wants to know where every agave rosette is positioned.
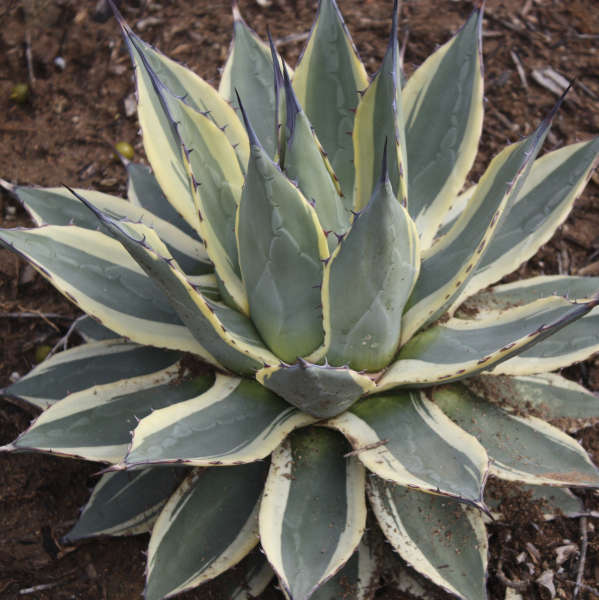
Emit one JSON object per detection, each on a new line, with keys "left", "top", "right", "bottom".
{"left": 2, "top": 1, "right": 599, "bottom": 599}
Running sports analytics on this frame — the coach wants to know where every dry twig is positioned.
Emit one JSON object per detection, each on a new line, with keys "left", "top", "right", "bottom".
{"left": 574, "top": 516, "right": 588, "bottom": 598}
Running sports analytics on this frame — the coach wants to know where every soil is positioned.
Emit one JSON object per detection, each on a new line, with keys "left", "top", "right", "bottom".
{"left": 1, "top": 0, "right": 598, "bottom": 599}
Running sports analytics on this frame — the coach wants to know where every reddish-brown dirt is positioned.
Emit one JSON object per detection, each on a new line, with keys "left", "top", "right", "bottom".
{"left": 1, "top": 1, "right": 598, "bottom": 599}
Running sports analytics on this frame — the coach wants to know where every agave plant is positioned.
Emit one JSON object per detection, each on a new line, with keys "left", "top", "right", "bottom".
{"left": 1, "top": 0, "right": 599, "bottom": 599}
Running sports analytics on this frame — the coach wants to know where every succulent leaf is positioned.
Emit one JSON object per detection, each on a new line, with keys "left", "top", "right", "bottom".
{"left": 224, "top": 551, "right": 276, "bottom": 600}
{"left": 0, "top": 226, "right": 210, "bottom": 356}
{"left": 461, "top": 277, "right": 599, "bottom": 375}
{"left": 293, "top": 0, "right": 369, "bottom": 204}
{"left": 454, "top": 138, "right": 599, "bottom": 305}
{"left": 260, "top": 427, "right": 366, "bottom": 600}
{"left": 236, "top": 104, "right": 329, "bottom": 362}
{"left": 368, "top": 477, "right": 488, "bottom": 600}
{"left": 383, "top": 296, "right": 599, "bottom": 388}
{"left": 279, "top": 65, "right": 349, "bottom": 250}
{"left": 316, "top": 167, "right": 420, "bottom": 371}
{"left": 74, "top": 316, "right": 119, "bottom": 342}
{"left": 434, "top": 384, "right": 599, "bottom": 487}
{"left": 3, "top": 339, "right": 179, "bottom": 410}
{"left": 83, "top": 206, "right": 278, "bottom": 373}
{"left": 146, "top": 463, "right": 268, "bottom": 600}
{"left": 402, "top": 108, "right": 556, "bottom": 342}
{"left": 485, "top": 483, "right": 586, "bottom": 521}
{"left": 64, "top": 467, "right": 184, "bottom": 542}
{"left": 281, "top": 536, "right": 379, "bottom": 600}
{"left": 16, "top": 185, "right": 211, "bottom": 275}
{"left": 327, "top": 391, "right": 488, "bottom": 506}
{"left": 219, "top": 3, "right": 287, "bottom": 158}
{"left": 126, "top": 161, "right": 199, "bottom": 238}
{"left": 10, "top": 369, "right": 213, "bottom": 463}
{"left": 463, "top": 274, "right": 599, "bottom": 310}
{"left": 470, "top": 372, "right": 599, "bottom": 422}
{"left": 257, "top": 361, "right": 375, "bottom": 419}
{"left": 168, "top": 93, "right": 248, "bottom": 311}
{"left": 124, "top": 374, "right": 316, "bottom": 467}
{"left": 353, "top": 0, "right": 407, "bottom": 211}
{"left": 403, "top": 8, "right": 484, "bottom": 247}
{"left": 117, "top": 8, "right": 249, "bottom": 168}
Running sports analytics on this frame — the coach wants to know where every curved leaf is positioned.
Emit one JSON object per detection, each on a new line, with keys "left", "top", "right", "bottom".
{"left": 219, "top": 3, "right": 285, "bottom": 158}
{"left": 236, "top": 107, "right": 329, "bottom": 362}
{"left": 369, "top": 477, "right": 488, "bottom": 600}
{"left": 77, "top": 201, "right": 277, "bottom": 373}
{"left": 280, "top": 65, "right": 349, "bottom": 249}
{"left": 125, "top": 374, "right": 315, "bottom": 467}
{"left": 64, "top": 467, "right": 183, "bottom": 542}
{"left": 353, "top": 0, "right": 407, "bottom": 211}
{"left": 381, "top": 296, "right": 598, "bottom": 389}
{"left": 9, "top": 371, "right": 213, "bottom": 463}
{"left": 74, "top": 316, "right": 119, "bottom": 342}
{"left": 403, "top": 8, "right": 484, "bottom": 247}
{"left": 433, "top": 384, "right": 599, "bottom": 487}
{"left": 260, "top": 427, "right": 366, "bottom": 600}
{"left": 146, "top": 463, "right": 268, "bottom": 600}
{"left": 125, "top": 161, "right": 199, "bottom": 239}
{"left": 461, "top": 274, "right": 599, "bottom": 311}
{"left": 454, "top": 138, "right": 599, "bottom": 305}
{"left": 16, "top": 185, "right": 211, "bottom": 275}
{"left": 315, "top": 168, "right": 420, "bottom": 371}
{"left": 2, "top": 339, "right": 180, "bottom": 410}
{"left": 0, "top": 226, "right": 210, "bottom": 357}
{"left": 327, "top": 391, "right": 488, "bottom": 506}
{"left": 402, "top": 110, "right": 555, "bottom": 343}
{"left": 468, "top": 373, "right": 599, "bottom": 422}
{"left": 257, "top": 361, "right": 375, "bottom": 419}
{"left": 293, "top": 0, "right": 369, "bottom": 203}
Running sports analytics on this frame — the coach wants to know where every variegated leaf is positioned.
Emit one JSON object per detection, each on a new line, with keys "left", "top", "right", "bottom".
{"left": 0, "top": 226, "right": 211, "bottom": 358}
{"left": 149, "top": 82, "right": 247, "bottom": 312}
{"left": 220, "top": 550, "right": 275, "bottom": 600}
{"left": 146, "top": 463, "right": 268, "bottom": 600}
{"left": 433, "top": 384, "right": 599, "bottom": 487}
{"left": 75, "top": 198, "right": 278, "bottom": 373}
{"left": 314, "top": 162, "right": 420, "bottom": 371}
{"left": 125, "top": 161, "right": 199, "bottom": 239}
{"left": 2, "top": 339, "right": 179, "bottom": 410}
{"left": 7, "top": 370, "right": 213, "bottom": 463}
{"left": 369, "top": 477, "right": 488, "bottom": 600}
{"left": 467, "top": 373, "right": 599, "bottom": 422}
{"left": 492, "top": 306, "right": 599, "bottom": 375}
{"left": 15, "top": 185, "right": 211, "bottom": 275}
{"left": 403, "top": 8, "right": 484, "bottom": 247}
{"left": 236, "top": 103, "right": 329, "bottom": 362}
{"left": 293, "top": 0, "right": 369, "bottom": 204}
{"left": 454, "top": 138, "right": 599, "bottom": 305}
{"left": 353, "top": 0, "right": 407, "bottom": 211}
{"left": 327, "top": 391, "right": 488, "bottom": 506}
{"left": 124, "top": 374, "right": 315, "bottom": 467}
{"left": 279, "top": 64, "right": 348, "bottom": 250}
{"left": 64, "top": 467, "right": 184, "bottom": 541}
{"left": 74, "top": 316, "right": 119, "bottom": 342}
{"left": 401, "top": 108, "right": 556, "bottom": 343}
{"left": 461, "top": 274, "right": 599, "bottom": 311}
{"left": 116, "top": 7, "right": 248, "bottom": 224}
{"left": 281, "top": 536, "right": 379, "bottom": 600}
{"left": 257, "top": 361, "right": 375, "bottom": 419}
{"left": 219, "top": 3, "right": 286, "bottom": 158}
{"left": 485, "top": 482, "right": 585, "bottom": 521}
{"left": 260, "top": 427, "right": 366, "bottom": 600}
{"left": 381, "top": 296, "right": 598, "bottom": 389}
